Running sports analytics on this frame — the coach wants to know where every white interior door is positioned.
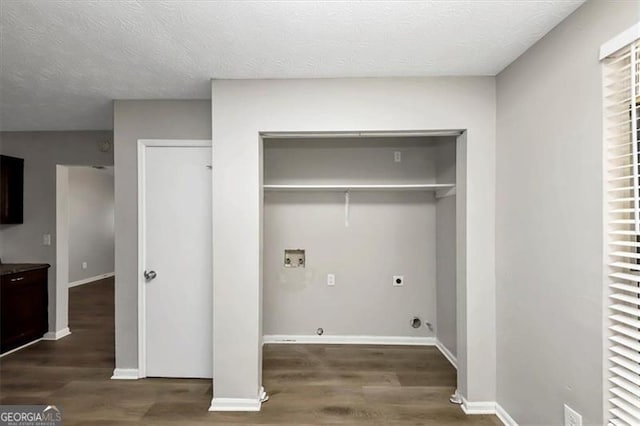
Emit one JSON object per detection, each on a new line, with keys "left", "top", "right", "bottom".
{"left": 142, "top": 142, "right": 212, "bottom": 378}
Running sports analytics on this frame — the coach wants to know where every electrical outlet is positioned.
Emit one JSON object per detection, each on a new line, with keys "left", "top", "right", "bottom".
{"left": 564, "top": 404, "right": 582, "bottom": 426}
{"left": 393, "top": 275, "right": 404, "bottom": 286}
{"left": 82, "top": 262, "right": 88, "bottom": 270}
{"left": 327, "top": 274, "right": 335, "bottom": 286}
{"left": 394, "top": 151, "right": 402, "bottom": 162}
{"left": 42, "top": 234, "right": 51, "bottom": 246}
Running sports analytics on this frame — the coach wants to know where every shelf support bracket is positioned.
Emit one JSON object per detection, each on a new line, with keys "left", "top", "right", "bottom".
{"left": 435, "top": 186, "right": 456, "bottom": 199}
{"left": 344, "top": 190, "right": 350, "bottom": 227}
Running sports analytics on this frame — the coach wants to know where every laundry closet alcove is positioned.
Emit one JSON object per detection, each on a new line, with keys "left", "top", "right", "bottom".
{"left": 261, "top": 134, "right": 458, "bottom": 358}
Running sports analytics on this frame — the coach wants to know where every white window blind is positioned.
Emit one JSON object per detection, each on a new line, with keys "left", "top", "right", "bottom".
{"left": 606, "top": 38, "right": 640, "bottom": 426}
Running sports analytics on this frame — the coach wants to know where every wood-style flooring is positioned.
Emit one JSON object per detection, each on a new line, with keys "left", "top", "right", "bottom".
{"left": 0, "top": 277, "right": 500, "bottom": 425}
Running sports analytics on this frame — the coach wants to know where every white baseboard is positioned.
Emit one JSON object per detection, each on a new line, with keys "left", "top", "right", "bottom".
{"left": 459, "top": 398, "right": 517, "bottom": 425}
{"left": 209, "top": 397, "right": 262, "bottom": 412}
{"left": 263, "top": 334, "right": 436, "bottom": 346}
{"left": 111, "top": 368, "right": 140, "bottom": 380}
{"left": 0, "top": 338, "right": 43, "bottom": 358}
{"left": 435, "top": 339, "right": 457, "bottom": 369}
{"left": 43, "top": 327, "right": 71, "bottom": 340}
{"left": 68, "top": 272, "right": 115, "bottom": 288}
{"left": 461, "top": 397, "right": 496, "bottom": 415}
{"left": 496, "top": 403, "right": 518, "bottom": 426}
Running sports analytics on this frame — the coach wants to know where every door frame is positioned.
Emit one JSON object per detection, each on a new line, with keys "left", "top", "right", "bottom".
{"left": 137, "top": 139, "right": 212, "bottom": 378}
{"left": 258, "top": 129, "right": 468, "bottom": 395}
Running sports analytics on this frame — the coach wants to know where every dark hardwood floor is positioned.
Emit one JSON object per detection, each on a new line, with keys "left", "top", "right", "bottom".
{"left": 0, "top": 277, "right": 500, "bottom": 425}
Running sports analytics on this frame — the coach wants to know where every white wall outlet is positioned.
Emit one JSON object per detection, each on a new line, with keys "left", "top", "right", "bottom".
{"left": 82, "top": 262, "right": 88, "bottom": 270}
{"left": 564, "top": 404, "right": 582, "bottom": 426}
{"left": 393, "top": 275, "right": 404, "bottom": 286}
{"left": 42, "top": 234, "right": 51, "bottom": 246}
{"left": 394, "top": 151, "right": 402, "bottom": 162}
{"left": 327, "top": 274, "right": 335, "bottom": 286}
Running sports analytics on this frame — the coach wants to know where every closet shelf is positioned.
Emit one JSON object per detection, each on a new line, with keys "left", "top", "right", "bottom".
{"left": 263, "top": 183, "right": 455, "bottom": 193}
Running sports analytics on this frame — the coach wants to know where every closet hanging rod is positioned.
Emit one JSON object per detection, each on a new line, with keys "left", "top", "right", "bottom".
{"left": 263, "top": 183, "right": 455, "bottom": 192}
{"left": 260, "top": 130, "right": 463, "bottom": 139}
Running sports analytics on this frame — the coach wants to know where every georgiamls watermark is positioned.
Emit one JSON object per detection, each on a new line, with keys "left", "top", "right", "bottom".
{"left": 0, "top": 405, "right": 63, "bottom": 426}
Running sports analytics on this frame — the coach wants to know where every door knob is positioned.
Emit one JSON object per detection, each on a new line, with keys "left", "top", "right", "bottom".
{"left": 144, "top": 270, "right": 157, "bottom": 281}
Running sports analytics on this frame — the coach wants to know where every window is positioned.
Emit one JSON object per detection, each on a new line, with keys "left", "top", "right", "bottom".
{"left": 605, "top": 36, "right": 640, "bottom": 425}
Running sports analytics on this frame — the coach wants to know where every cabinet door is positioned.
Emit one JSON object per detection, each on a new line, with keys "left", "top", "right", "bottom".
{"left": 0, "top": 155, "right": 24, "bottom": 224}
{"left": 0, "top": 269, "right": 49, "bottom": 353}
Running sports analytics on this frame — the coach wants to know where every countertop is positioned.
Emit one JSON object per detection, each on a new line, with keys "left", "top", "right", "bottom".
{"left": 0, "top": 263, "right": 51, "bottom": 276}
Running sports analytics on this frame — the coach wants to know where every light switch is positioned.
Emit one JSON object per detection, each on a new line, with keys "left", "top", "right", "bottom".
{"left": 43, "top": 234, "right": 51, "bottom": 246}
{"left": 327, "top": 274, "right": 335, "bottom": 286}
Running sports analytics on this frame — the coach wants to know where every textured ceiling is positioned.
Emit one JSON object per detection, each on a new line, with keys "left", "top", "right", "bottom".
{"left": 0, "top": 0, "right": 584, "bottom": 131}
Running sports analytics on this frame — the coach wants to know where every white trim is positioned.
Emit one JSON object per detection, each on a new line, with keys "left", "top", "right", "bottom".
{"left": 111, "top": 368, "right": 140, "bottom": 380}
{"left": 460, "top": 397, "right": 496, "bottom": 415}
{"left": 263, "top": 334, "right": 435, "bottom": 346}
{"left": 55, "top": 165, "right": 70, "bottom": 336}
{"left": 459, "top": 398, "right": 517, "bottom": 425}
{"left": 255, "top": 128, "right": 473, "bottom": 407}
{"left": 137, "top": 139, "right": 212, "bottom": 379}
{"left": 209, "top": 397, "right": 262, "bottom": 412}
{"left": 600, "top": 22, "right": 640, "bottom": 60}
{"left": 0, "top": 338, "right": 43, "bottom": 358}
{"left": 601, "top": 53, "right": 612, "bottom": 425}
{"left": 435, "top": 339, "right": 457, "bottom": 369}
{"left": 43, "top": 327, "right": 71, "bottom": 340}
{"left": 68, "top": 272, "right": 114, "bottom": 288}
{"left": 137, "top": 140, "right": 146, "bottom": 378}
{"left": 496, "top": 403, "right": 518, "bottom": 426}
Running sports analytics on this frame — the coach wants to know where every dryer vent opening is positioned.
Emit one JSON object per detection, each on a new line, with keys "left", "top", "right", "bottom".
{"left": 411, "top": 317, "right": 422, "bottom": 329}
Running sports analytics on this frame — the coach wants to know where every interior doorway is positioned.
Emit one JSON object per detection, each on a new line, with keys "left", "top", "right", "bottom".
{"left": 55, "top": 165, "right": 115, "bottom": 340}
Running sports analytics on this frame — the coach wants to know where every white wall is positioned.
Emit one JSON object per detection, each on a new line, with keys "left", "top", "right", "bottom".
{"left": 0, "top": 131, "right": 113, "bottom": 334}
{"left": 495, "top": 1, "right": 639, "bottom": 424}
{"left": 68, "top": 166, "right": 114, "bottom": 283}
{"left": 265, "top": 137, "right": 439, "bottom": 184}
{"left": 211, "top": 77, "right": 496, "bottom": 406}
{"left": 435, "top": 139, "right": 457, "bottom": 358}
{"left": 263, "top": 137, "right": 444, "bottom": 338}
{"left": 113, "top": 100, "right": 211, "bottom": 370}
{"left": 265, "top": 191, "right": 437, "bottom": 337}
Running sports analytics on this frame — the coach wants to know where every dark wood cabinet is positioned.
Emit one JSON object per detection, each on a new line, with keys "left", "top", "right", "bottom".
{"left": 0, "top": 154, "right": 24, "bottom": 224}
{"left": 1, "top": 266, "right": 49, "bottom": 353}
